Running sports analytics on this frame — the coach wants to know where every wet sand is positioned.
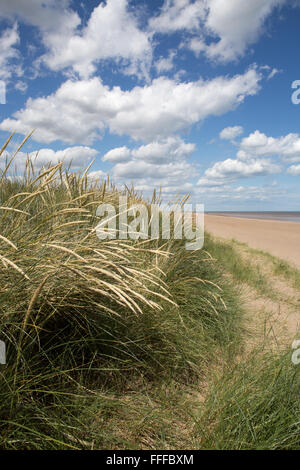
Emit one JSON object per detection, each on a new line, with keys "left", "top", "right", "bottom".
{"left": 205, "top": 214, "right": 300, "bottom": 269}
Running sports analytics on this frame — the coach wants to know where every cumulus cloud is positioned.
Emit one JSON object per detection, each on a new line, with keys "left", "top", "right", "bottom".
{"left": 0, "top": 0, "right": 152, "bottom": 80}
{"left": 238, "top": 130, "right": 300, "bottom": 162}
{"left": 195, "top": 183, "right": 284, "bottom": 203}
{"left": 113, "top": 159, "right": 194, "bottom": 180}
{"left": 111, "top": 158, "right": 197, "bottom": 199}
{"left": 202, "top": 0, "right": 285, "bottom": 62}
{"left": 0, "top": 0, "right": 78, "bottom": 31}
{"left": 197, "top": 157, "right": 281, "bottom": 186}
{"left": 0, "top": 0, "right": 289, "bottom": 82}
{"left": 0, "top": 24, "right": 21, "bottom": 80}
{"left": 0, "top": 1, "right": 80, "bottom": 73}
{"left": 149, "top": 0, "right": 206, "bottom": 33}
{"left": 0, "top": 0, "right": 80, "bottom": 81}
{"left": 103, "top": 137, "right": 195, "bottom": 164}
{"left": 88, "top": 169, "right": 107, "bottom": 182}
{"left": 220, "top": 125, "right": 244, "bottom": 141}
{"left": 102, "top": 147, "right": 132, "bottom": 164}
{"left": 196, "top": 127, "right": 300, "bottom": 186}
{"left": 3, "top": 146, "right": 98, "bottom": 173}
{"left": 0, "top": 68, "right": 262, "bottom": 144}
{"left": 41, "top": 0, "right": 153, "bottom": 80}
{"left": 287, "top": 164, "right": 300, "bottom": 175}
{"left": 15, "top": 81, "right": 28, "bottom": 93}
{"left": 154, "top": 51, "right": 176, "bottom": 74}
{"left": 196, "top": 128, "right": 300, "bottom": 186}
{"left": 102, "top": 137, "right": 197, "bottom": 196}
{"left": 160, "top": 0, "right": 286, "bottom": 63}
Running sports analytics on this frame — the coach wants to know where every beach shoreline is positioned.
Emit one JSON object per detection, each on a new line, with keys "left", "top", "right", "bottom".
{"left": 205, "top": 214, "right": 300, "bottom": 269}
{"left": 206, "top": 212, "right": 300, "bottom": 224}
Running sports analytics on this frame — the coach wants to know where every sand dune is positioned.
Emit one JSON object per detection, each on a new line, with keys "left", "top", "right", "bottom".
{"left": 205, "top": 214, "right": 300, "bottom": 269}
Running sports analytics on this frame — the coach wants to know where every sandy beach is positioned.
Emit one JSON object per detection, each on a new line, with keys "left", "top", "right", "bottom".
{"left": 205, "top": 214, "right": 300, "bottom": 269}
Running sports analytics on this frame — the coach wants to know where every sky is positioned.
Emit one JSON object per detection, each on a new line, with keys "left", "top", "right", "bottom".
{"left": 1, "top": 0, "right": 300, "bottom": 210}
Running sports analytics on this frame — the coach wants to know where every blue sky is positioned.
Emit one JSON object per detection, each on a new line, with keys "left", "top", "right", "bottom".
{"left": 1, "top": 0, "right": 300, "bottom": 210}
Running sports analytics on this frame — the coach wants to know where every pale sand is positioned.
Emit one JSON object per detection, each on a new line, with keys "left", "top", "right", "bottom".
{"left": 205, "top": 214, "right": 300, "bottom": 269}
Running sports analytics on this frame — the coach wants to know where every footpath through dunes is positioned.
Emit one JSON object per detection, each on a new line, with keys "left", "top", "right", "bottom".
{"left": 186, "top": 234, "right": 300, "bottom": 450}
{"left": 205, "top": 214, "right": 300, "bottom": 269}
{"left": 205, "top": 233, "right": 300, "bottom": 342}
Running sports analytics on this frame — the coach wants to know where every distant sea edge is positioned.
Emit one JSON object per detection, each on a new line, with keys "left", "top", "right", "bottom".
{"left": 206, "top": 212, "right": 300, "bottom": 223}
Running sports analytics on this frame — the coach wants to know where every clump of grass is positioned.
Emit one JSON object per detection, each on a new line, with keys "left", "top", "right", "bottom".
{"left": 194, "top": 348, "right": 300, "bottom": 449}
{"left": 0, "top": 135, "right": 241, "bottom": 449}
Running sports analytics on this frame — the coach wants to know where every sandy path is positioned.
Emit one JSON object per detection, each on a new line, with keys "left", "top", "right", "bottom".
{"left": 205, "top": 214, "right": 300, "bottom": 269}
{"left": 232, "top": 241, "right": 300, "bottom": 337}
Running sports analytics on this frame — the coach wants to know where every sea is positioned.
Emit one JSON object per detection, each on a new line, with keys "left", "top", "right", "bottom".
{"left": 206, "top": 212, "right": 300, "bottom": 223}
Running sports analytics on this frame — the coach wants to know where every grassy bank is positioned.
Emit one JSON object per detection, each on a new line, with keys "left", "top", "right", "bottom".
{"left": 195, "top": 349, "right": 300, "bottom": 450}
{"left": 199, "top": 235, "right": 300, "bottom": 450}
{"left": 0, "top": 136, "right": 241, "bottom": 449}
{"left": 0, "top": 135, "right": 299, "bottom": 449}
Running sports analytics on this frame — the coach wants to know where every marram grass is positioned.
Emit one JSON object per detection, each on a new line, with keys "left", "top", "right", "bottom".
{"left": 0, "top": 134, "right": 239, "bottom": 449}
{"left": 1, "top": 134, "right": 298, "bottom": 450}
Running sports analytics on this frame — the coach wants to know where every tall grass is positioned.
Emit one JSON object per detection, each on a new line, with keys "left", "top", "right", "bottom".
{"left": 194, "top": 349, "right": 300, "bottom": 449}
{"left": 0, "top": 135, "right": 240, "bottom": 449}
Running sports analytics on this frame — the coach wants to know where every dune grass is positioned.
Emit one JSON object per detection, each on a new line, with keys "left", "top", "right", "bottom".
{"left": 0, "top": 134, "right": 243, "bottom": 449}
{"left": 194, "top": 348, "right": 300, "bottom": 450}
{"left": 0, "top": 134, "right": 299, "bottom": 450}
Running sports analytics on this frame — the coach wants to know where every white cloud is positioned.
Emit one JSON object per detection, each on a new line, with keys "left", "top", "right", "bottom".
{"left": 287, "top": 164, "right": 300, "bottom": 176}
{"left": 202, "top": 0, "right": 285, "bottom": 62}
{"left": 113, "top": 159, "right": 194, "bottom": 180}
{"left": 220, "top": 125, "right": 244, "bottom": 140}
{"left": 195, "top": 183, "right": 284, "bottom": 202}
{"left": 149, "top": 0, "right": 206, "bottom": 33}
{"left": 0, "top": 0, "right": 152, "bottom": 81}
{"left": 102, "top": 146, "right": 132, "bottom": 163}
{"left": 0, "top": 1, "right": 80, "bottom": 75}
{"left": 0, "top": 79, "right": 108, "bottom": 144}
{"left": 0, "top": 0, "right": 81, "bottom": 81}
{"left": 0, "top": 24, "right": 21, "bottom": 80}
{"left": 186, "top": 37, "right": 207, "bottom": 56}
{"left": 238, "top": 130, "right": 300, "bottom": 162}
{"left": 15, "top": 81, "right": 28, "bottom": 93}
{"left": 0, "top": 68, "right": 262, "bottom": 144}
{"left": 0, "top": 0, "right": 78, "bottom": 31}
{"left": 41, "top": 0, "right": 153, "bottom": 80}
{"left": 267, "top": 67, "right": 281, "bottom": 80}
{"left": 4, "top": 146, "right": 98, "bottom": 173}
{"left": 88, "top": 169, "right": 107, "bottom": 182}
{"left": 154, "top": 51, "right": 176, "bottom": 74}
{"left": 197, "top": 128, "right": 300, "bottom": 186}
{"left": 172, "top": 0, "right": 286, "bottom": 62}
{"left": 103, "top": 137, "right": 195, "bottom": 164}
{"left": 111, "top": 158, "right": 197, "bottom": 197}
{"left": 100, "top": 138, "right": 197, "bottom": 195}
{"left": 197, "top": 157, "right": 281, "bottom": 186}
